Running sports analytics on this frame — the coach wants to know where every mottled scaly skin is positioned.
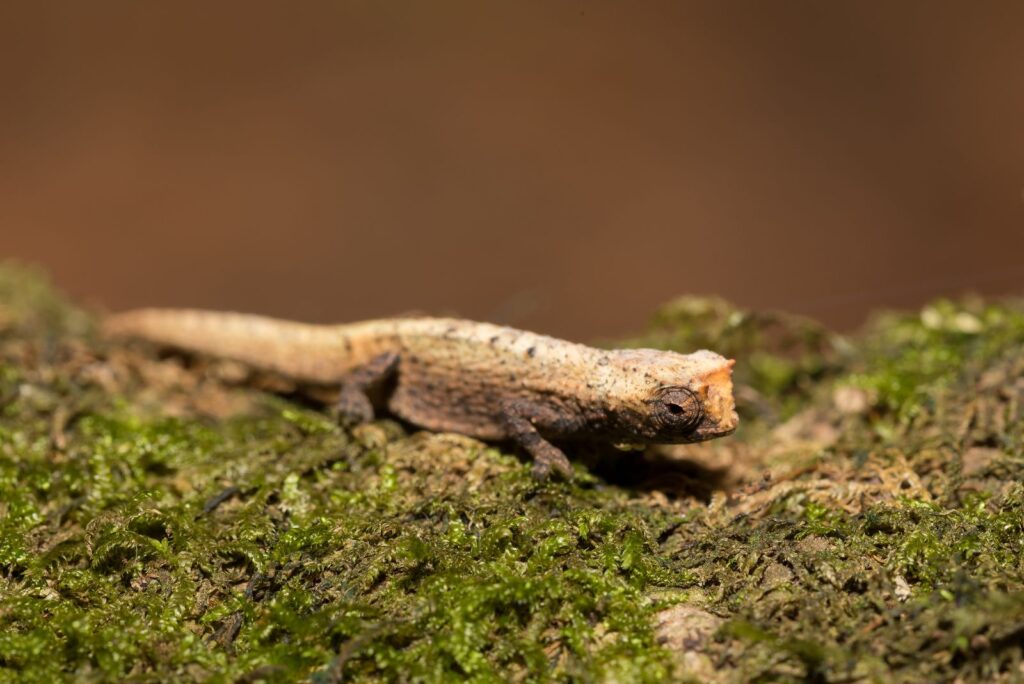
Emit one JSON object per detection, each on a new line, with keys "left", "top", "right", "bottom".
{"left": 105, "top": 309, "right": 738, "bottom": 477}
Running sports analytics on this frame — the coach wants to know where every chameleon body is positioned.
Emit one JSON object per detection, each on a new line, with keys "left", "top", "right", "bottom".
{"left": 105, "top": 309, "right": 738, "bottom": 478}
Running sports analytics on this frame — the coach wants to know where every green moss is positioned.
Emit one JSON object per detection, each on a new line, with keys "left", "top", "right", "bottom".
{"left": 843, "top": 298, "right": 1024, "bottom": 419}
{"left": 1, "top": 269, "right": 1023, "bottom": 682}
{"left": 1, "top": 399, "right": 683, "bottom": 682}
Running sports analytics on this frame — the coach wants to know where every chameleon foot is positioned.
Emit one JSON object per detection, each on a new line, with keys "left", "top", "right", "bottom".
{"left": 530, "top": 442, "right": 573, "bottom": 481}
{"left": 335, "top": 352, "right": 399, "bottom": 424}
{"left": 501, "top": 400, "right": 574, "bottom": 481}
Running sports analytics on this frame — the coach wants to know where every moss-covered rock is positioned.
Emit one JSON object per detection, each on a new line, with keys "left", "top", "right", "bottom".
{"left": 0, "top": 265, "right": 1022, "bottom": 682}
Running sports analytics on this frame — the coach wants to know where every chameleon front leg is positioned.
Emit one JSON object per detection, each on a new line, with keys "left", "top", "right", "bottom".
{"left": 501, "top": 400, "right": 574, "bottom": 480}
{"left": 335, "top": 352, "right": 400, "bottom": 424}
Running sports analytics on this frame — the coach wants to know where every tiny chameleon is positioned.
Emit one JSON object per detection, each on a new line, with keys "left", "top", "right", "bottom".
{"left": 105, "top": 309, "right": 739, "bottom": 479}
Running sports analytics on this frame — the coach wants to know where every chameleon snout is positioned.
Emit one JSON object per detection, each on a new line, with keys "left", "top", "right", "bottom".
{"left": 691, "top": 358, "right": 738, "bottom": 439}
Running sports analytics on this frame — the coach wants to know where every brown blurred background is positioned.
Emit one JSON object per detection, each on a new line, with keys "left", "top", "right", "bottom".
{"left": 1, "top": 1, "right": 1022, "bottom": 339}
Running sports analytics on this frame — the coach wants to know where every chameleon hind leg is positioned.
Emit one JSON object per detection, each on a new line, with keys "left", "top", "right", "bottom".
{"left": 335, "top": 352, "right": 400, "bottom": 424}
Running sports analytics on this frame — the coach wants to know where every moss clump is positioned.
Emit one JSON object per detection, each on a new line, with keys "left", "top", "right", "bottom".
{"left": 845, "top": 297, "right": 1024, "bottom": 418}
{"left": 2, "top": 410, "right": 681, "bottom": 682}
{"left": 1, "top": 267, "right": 1023, "bottom": 682}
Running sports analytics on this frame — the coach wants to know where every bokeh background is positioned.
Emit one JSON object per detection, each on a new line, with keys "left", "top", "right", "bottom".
{"left": 2, "top": 1, "right": 1022, "bottom": 339}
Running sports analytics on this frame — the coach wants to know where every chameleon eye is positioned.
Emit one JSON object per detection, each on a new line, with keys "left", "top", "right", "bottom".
{"left": 657, "top": 387, "right": 702, "bottom": 431}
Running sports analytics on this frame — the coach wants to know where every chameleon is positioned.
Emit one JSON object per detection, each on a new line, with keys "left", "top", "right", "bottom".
{"left": 104, "top": 309, "right": 739, "bottom": 479}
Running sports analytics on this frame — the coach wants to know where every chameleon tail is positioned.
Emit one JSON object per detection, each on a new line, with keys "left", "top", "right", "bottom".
{"left": 103, "top": 308, "right": 359, "bottom": 383}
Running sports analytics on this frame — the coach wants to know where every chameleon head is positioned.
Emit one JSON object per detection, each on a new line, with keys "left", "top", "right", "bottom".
{"left": 609, "top": 348, "right": 739, "bottom": 444}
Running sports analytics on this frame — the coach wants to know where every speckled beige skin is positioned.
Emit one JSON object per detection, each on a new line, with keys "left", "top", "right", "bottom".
{"left": 105, "top": 309, "right": 738, "bottom": 478}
